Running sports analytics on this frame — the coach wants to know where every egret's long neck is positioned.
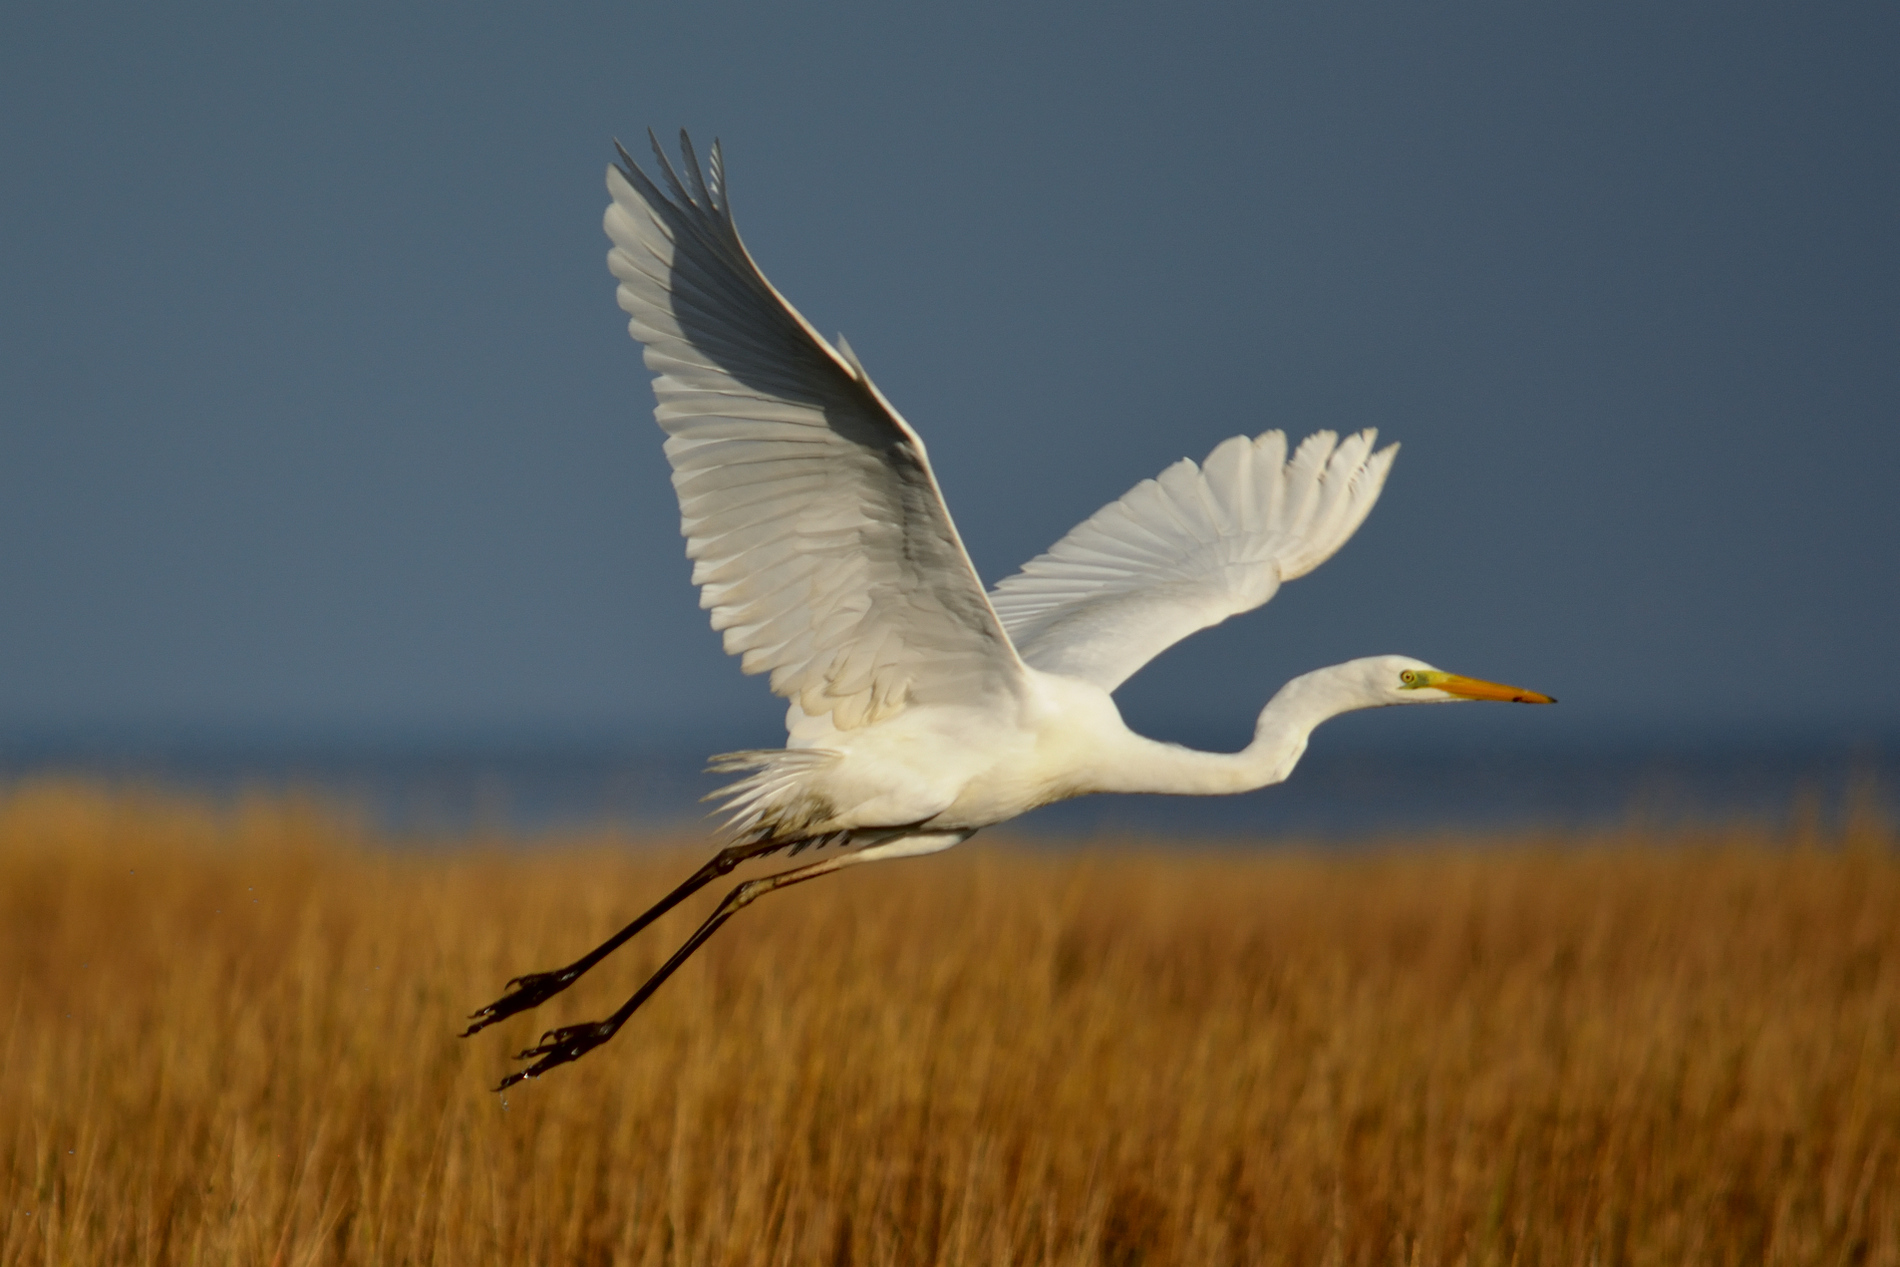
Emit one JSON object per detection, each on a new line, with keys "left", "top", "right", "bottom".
{"left": 1097, "top": 664, "right": 1375, "bottom": 797}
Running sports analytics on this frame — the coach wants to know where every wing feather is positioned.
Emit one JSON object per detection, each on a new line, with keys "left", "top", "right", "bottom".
{"left": 607, "top": 133, "right": 1025, "bottom": 729}
{"left": 989, "top": 430, "right": 1397, "bottom": 690}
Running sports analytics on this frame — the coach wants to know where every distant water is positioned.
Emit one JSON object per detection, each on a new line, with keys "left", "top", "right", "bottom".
{"left": 3, "top": 734, "right": 1892, "bottom": 843}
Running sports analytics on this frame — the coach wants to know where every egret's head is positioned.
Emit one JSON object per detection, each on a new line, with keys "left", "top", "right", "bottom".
{"left": 1369, "top": 655, "right": 1556, "bottom": 706}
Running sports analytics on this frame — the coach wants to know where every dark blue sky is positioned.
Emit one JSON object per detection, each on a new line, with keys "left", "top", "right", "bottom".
{"left": 2, "top": 1, "right": 1895, "bottom": 756}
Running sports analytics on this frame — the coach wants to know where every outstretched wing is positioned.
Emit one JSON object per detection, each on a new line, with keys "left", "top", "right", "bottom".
{"left": 988, "top": 430, "right": 1397, "bottom": 691}
{"left": 606, "top": 133, "right": 1026, "bottom": 730}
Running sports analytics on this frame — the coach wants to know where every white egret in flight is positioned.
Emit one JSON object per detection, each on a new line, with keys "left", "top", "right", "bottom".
{"left": 466, "top": 132, "right": 1553, "bottom": 1088}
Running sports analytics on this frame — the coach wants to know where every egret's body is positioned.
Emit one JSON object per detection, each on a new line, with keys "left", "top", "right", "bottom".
{"left": 729, "top": 656, "right": 1498, "bottom": 840}
{"left": 465, "top": 134, "right": 1553, "bottom": 1087}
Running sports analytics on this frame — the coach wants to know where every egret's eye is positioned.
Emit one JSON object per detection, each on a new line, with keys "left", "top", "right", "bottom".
{"left": 1400, "top": 670, "right": 1417, "bottom": 685}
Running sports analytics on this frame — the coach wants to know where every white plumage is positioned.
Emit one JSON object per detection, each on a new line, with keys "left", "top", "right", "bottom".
{"left": 990, "top": 429, "right": 1396, "bottom": 690}
{"left": 604, "top": 141, "right": 1021, "bottom": 734}
{"left": 465, "top": 132, "right": 1551, "bottom": 1087}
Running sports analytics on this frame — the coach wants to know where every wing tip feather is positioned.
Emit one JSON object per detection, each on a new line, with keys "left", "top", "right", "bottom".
{"left": 991, "top": 427, "right": 1405, "bottom": 684}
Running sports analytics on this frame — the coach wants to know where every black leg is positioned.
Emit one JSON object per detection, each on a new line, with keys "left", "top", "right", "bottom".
{"left": 496, "top": 850, "right": 857, "bottom": 1089}
{"left": 461, "top": 838, "right": 780, "bottom": 1037}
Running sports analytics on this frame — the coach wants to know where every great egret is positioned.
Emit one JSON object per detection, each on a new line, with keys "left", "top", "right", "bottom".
{"left": 465, "top": 132, "right": 1553, "bottom": 1088}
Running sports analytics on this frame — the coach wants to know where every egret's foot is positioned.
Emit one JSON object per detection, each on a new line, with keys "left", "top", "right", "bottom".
{"left": 497, "top": 1019, "right": 622, "bottom": 1090}
{"left": 461, "top": 968, "right": 582, "bottom": 1037}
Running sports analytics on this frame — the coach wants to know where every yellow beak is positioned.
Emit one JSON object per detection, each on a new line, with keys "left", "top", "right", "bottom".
{"left": 1421, "top": 672, "right": 1556, "bottom": 704}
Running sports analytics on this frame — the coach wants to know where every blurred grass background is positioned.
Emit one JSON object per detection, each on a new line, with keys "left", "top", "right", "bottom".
{"left": 2, "top": 780, "right": 1895, "bottom": 1265}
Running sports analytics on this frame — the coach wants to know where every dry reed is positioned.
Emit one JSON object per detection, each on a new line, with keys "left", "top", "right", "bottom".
{"left": 1, "top": 778, "right": 1896, "bottom": 1265}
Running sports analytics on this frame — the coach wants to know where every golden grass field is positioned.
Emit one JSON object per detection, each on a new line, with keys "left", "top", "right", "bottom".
{"left": 2, "top": 780, "right": 1896, "bottom": 1265}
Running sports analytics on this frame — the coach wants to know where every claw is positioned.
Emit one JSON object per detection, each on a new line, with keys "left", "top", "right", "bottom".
{"left": 460, "top": 968, "right": 581, "bottom": 1037}
{"left": 494, "top": 1019, "right": 621, "bottom": 1091}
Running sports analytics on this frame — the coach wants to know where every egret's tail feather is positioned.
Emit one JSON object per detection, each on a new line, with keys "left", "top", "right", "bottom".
{"left": 705, "top": 748, "right": 844, "bottom": 851}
